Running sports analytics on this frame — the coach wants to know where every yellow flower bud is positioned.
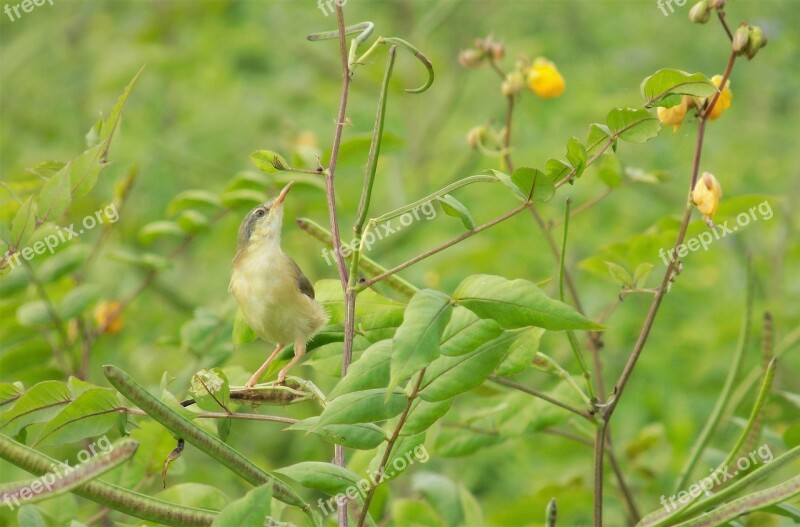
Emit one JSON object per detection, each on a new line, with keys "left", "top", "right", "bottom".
{"left": 692, "top": 172, "right": 722, "bottom": 221}
{"left": 466, "top": 126, "right": 488, "bottom": 149}
{"left": 706, "top": 75, "right": 732, "bottom": 120}
{"left": 689, "top": 0, "right": 712, "bottom": 24}
{"left": 526, "top": 57, "right": 566, "bottom": 99}
{"left": 502, "top": 71, "right": 524, "bottom": 97}
{"left": 458, "top": 49, "right": 484, "bottom": 69}
{"left": 657, "top": 96, "right": 691, "bottom": 132}
{"left": 94, "top": 300, "right": 123, "bottom": 335}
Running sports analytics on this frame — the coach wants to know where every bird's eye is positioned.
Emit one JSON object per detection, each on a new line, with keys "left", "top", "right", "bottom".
{"left": 254, "top": 209, "right": 266, "bottom": 218}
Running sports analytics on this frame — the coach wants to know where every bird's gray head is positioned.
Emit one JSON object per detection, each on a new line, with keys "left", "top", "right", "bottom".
{"left": 237, "top": 182, "right": 293, "bottom": 250}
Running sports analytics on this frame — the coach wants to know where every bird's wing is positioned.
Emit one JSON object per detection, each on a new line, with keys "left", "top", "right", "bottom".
{"left": 289, "top": 258, "right": 316, "bottom": 299}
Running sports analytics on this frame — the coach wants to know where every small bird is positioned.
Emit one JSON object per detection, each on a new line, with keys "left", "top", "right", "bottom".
{"left": 229, "top": 182, "right": 328, "bottom": 387}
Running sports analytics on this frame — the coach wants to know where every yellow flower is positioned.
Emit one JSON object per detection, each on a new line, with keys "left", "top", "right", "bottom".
{"left": 94, "top": 300, "right": 123, "bottom": 335}
{"left": 706, "top": 75, "right": 732, "bottom": 120}
{"left": 657, "top": 96, "right": 691, "bottom": 132}
{"left": 692, "top": 172, "right": 722, "bottom": 221}
{"left": 527, "top": 57, "right": 565, "bottom": 99}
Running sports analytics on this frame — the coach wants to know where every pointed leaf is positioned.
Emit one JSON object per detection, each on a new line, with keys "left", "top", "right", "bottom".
{"left": 35, "top": 388, "right": 119, "bottom": 445}
{"left": 276, "top": 462, "right": 360, "bottom": 496}
{"left": 0, "top": 381, "right": 71, "bottom": 436}
{"left": 329, "top": 340, "right": 392, "bottom": 398}
{"left": 511, "top": 167, "right": 555, "bottom": 203}
{"left": 317, "top": 389, "right": 407, "bottom": 427}
{"left": 212, "top": 484, "right": 271, "bottom": 527}
{"left": 641, "top": 69, "right": 715, "bottom": 108}
{"left": 37, "top": 170, "right": 72, "bottom": 222}
{"left": 606, "top": 108, "right": 661, "bottom": 144}
{"left": 436, "top": 195, "right": 476, "bottom": 230}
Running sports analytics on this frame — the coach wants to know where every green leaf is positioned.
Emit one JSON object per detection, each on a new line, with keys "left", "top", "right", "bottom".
{"left": 452, "top": 274, "right": 604, "bottom": 331}
{"left": 155, "top": 483, "right": 230, "bottom": 512}
{"left": 484, "top": 169, "right": 526, "bottom": 202}
{"left": 641, "top": 69, "right": 715, "bottom": 108}
{"left": 212, "top": 484, "right": 271, "bottom": 527}
{"left": 317, "top": 389, "right": 407, "bottom": 427}
{"left": 60, "top": 284, "right": 102, "bottom": 319}
{"left": 329, "top": 340, "right": 392, "bottom": 398}
{"left": 401, "top": 399, "right": 452, "bottom": 436}
{"left": 18, "top": 505, "right": 47, "bottom": 527}
{"left": 391, "top": 499, "right": 447, "bottom": 527}
{"left": 86, "top": 116, "right": 102, "bottom": 148}
{"left": 496, "top": 327, "right": 545, "bottom": 376}
{"left": 99, "top": 66, "right": 143, "bottom": 146}
{"left": 566, "top": 137, "right": 587, "bottom": 178}
{"left": 604, "top": 261, "right": 632, "bottom": 287}
{"left": 37, "top": 170, "right": 72, "bottom": 222}
{"left": 434, "top": 427, "right": 504, "bottom": 457}
{"left": 276, "top": 462, "right": 360, "bottom": 497}
{"left": 16, "top": 301, "right": 51, "bottom": 327}
{"left": 138, "top": 221, "right": 185, "bottom": 245}
{"left": 288, "top": 417, "right": 387, "bottom": 450}
{"left": 106, "top": 249, "right": 172, "bottom": 270}
{"left": 633, "top": 262, "right": 654, "bottom": 287}
{"left": 436, "top": 195, "right": 475, "bottom": 230}
{"left": 412, "top": 473, "right": 464, "bottom": 527}
{"left": 544, "top": 158, "right": 572, "bottom": 183}
{"left": 68, "top": 144, "right": 106, "bottom": 198}
{"left": 0, "top": 381, "right": 71, "bottom": 436}
{"left": 597, "top": 154, "right": 622, "bottom": 189}
{"left": 35, "top": 388, "right": 119, "bottom": 445}
{"left": 189, "top": 368, "right": 230, "bottom": 413}
{"left": 176, "top": 210, "right": 210, "bottom": 234}
{"left": 419, "top": 332, "right": 519, "bottom": 402}
{"left": 390, "top": 290, "right": 452, "bottom": 391}
{"left": 38, "top": 246, "right": 90, "bottom": 283}
{"left": 250, "top": 150, "right": 290, "bottom": 173}
{"left": 220, "top": 189, "right": 266, "bottom": 209}
{"left": 167, "top": 190, "right": 223, "bottom": 217}
{"left": 440, "top": 307, "right": 503, "bottom": 357}
{"left": 11, "top": 197, "right": 37, "bottom": 247}
{"left": 586, "top": 123, "right": 614, "bottom": 155}
{"left": 511, "top": 168, "right": 555, "bottom": 203}
{"left": 606, "top": 108, "right": 661, "bottom": 144}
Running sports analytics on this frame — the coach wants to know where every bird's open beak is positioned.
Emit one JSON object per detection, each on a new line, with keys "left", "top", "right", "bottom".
{"left": 271, "top": 182, "right": 293, "bottom": 208}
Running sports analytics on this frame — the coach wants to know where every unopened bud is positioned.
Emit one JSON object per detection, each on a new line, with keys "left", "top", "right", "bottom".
{"left": 692, "top": 172, "right": 722, "bottom": 222}
{"left": 458, "top": 49, "right": 484, "bottom": 68}
{"left": 466, "top": 126, "right": 488, "bottom": 149}
{"left": 732, "top": 25, "right": 750, "bottom": 54}
{"left": 745, "top": 25, "right": 767, "bottom": 60}
{"left": 689, "top": 0, "right": 712, "bottom": 23}
{"left": 502, "top": 71, "right": 524, "bottom": 97}
{"left": 709, "top": 0, "right": 725, "bottom": 7}
{"left": 490, "top": 42, "right": 505, "bottom": 61}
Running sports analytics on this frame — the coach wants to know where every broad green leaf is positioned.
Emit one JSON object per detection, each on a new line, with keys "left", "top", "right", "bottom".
{"left": 412, "top": 473, "right": 464, "bottom": 527}
{"left": 155, "top": 483, "right": 229, "bottom": 511}
{"left": 633, "top": 263, "right": 654, "bottom": 287}
{"left": 606, "top": 108, "right": 661, "bottom": 144}
{"left": 566, "top": 137, "right": 587, "bottom": 178}
{"left": 641, "top": 69, "right": 715, "bottom": 108}
{"left": 360, "top": 308, "right": 405, "bottom": 342}
{"left": 138, "top": 221, "right": 184, "bottom": 245}
{"left": 251, "top": 150, "right": 289, "bottom": 173}
{"left": 11, "top": 197, "right": 37, "bottom": 247}
{"left": 0, "top": 381, "right": 71, "bottom": 436}
{"left": 434, "top": 427, "right": 504, "bottom": 457}
{"left": 544, "top": 158, "right": 572, "bottom": 183}
{"left": 586, "top": 123, "right": 614, "bottom": 155}
{"left": 16, "top": 301, "right": 51, "bottom": 327}
{"left": 0, "top": 383, "right": 23, "bottom": 410}
{"left": 220, "top": 189, "right": 267, "bottom": 210}
{"left": 0, "top": 266, "right": 29, "bottom": 295}
{"left": 86, "top": 116, "right": 102, "bottom": 148}
{"left": 390, "top": 290, "right": 452, "bottom": 391}
{"left": 35, "top": 388, "right": 118, "bottom": 445}
{"left": 440, "top": 308, "right": 503, "bottom": 357}
{"left": 605, "top": 261, "right": 632, "bottom": 286}
{"left": 436, "top": 194, "right": 475, "bottom": 230}
{"left": 38, "top": 246, "right": 90, "bottom": 283}
{"left": 401, "top": 399, "right": 452, "bottom": 436}
{"left": 496, "top": 327, "right": 545, "bottom": 376}
{"left": 597, "top": 154, "right": 622, "bottom": 189}
{"left": 107, "top": 249, "right": 172, "bottom": 270}
{"left": 68, "top": 144, "right": 106, "bottom": 198}
{"left": 189, "top": 368, "right": 230, "bottom": 413}
{"left": 167, "top": 190, "right": 223, "bottom": 217}
{"left": 484, "top": 169, "right": 527, "bottom": 202}
{"left": 453, "top": 274, "right": 603, "bottom": 331}
{"left": 60, "top": 284, "right": 102, "bottom": 319}
{"left": 288, "top": 417, "right": 387, "bottom": 450}
{"left": 37, "top": 170, "right": 71, "bottom": 222}
{"left": 18, "top": 506, "right": 47, "bottom": 527}
{"left": 176, "top": 210, "right": 210, "bottom": 234}
{"left": 391, "top": 499, "right": 447, "bottom": 527}
{"left": 329, "top": 340, "right": 392, "bottom": 398}
{"left": 317, "top": 389, "right": 407, "bottom": 427}
{"left": 212, "top": 484, "right": 271, "bottom": 527}
{"left": 419, "top": 331, "right": 518, "bottom": 402}
{"left": 276, "top": 462, "right": 360, "bottom": 496}
{"left": 511, "top": 167, "right": 555, "bottom": 203}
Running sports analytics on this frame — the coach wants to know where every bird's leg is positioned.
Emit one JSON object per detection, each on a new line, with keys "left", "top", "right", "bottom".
{"left": 276, "top": 340, "right": 306, "bottom": 384}
{"left": 245, "top": 343, "right": 285, "bottom": 388}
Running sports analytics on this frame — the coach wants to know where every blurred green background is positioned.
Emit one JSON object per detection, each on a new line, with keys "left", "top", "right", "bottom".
{"left": 1, "top": 0, "right": 798, "bottom": 525}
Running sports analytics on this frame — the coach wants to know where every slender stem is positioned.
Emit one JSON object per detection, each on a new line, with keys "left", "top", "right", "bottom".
{"left": 716, "top": 9, "right": 734, "bottom": 41}
{"left": 503, "top": 95, "right": 515, "bottom": 172}
{"left": 489, "top": 376, "right": 594, "bottom": 421}
{"left": 121, "top": 407, "right": 297, "bottom": 424}
{"left": 21, "top": 260, "right": 72, "bottom": 373}
{"left": 594, "top": 419, "right": 608, "bottom": 527}
{"left": 356, "top": 371, "right": 425, "bottom": 527}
